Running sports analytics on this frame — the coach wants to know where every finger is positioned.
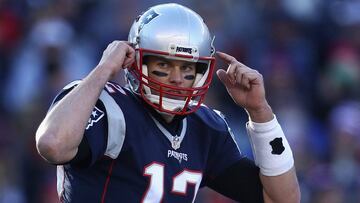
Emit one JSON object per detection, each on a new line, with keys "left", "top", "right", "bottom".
{"left": 234, "top": 69, "right": 245, "bottom": 87}
{"left": 126, "top": 41, "right": 138, "bottom": 49}
{"left": 239, "top": 72, "right": 252, "bottom": 89}
{"left": 103, "top": 42, "right": 115, "bottom": 54}
{"left": 234, "top": 65, "right": 252, "bottom": 87}
{"left": 242, "top": 71, "right": 263, "bottom": 88}
{"left": 225, "top": 65, "right": 233, "bottom": 84}
{"left": 125, "top": 45, "right": 136, "bottom": 59}
{"left": 216, "top": 51, "right": 237, "bottom": 64}
{"left": 109, "top": 41, "right": 119, "bottom": 51}
{"left": 123, "top": 56, "right": 135, "bottom": 68}
{"left": 126, "top": 45, "right": 136, "bottom": 56}
{"left": 226, "top": 63, "right": 242, "bottom": 85}
{"left": 218, "top": 51, "right": 248, "bottom": 68}
{"left": 217, "top": 52, "right": 242, "bottom": 83}
{"left": 247, "top": 71, "right": 263, "bottom": 85}
{"left": 125, "top": 41, "right": 133, "bottom": 45}
{"left": 123, "top": 57, "right": 135, "bottom": 68}
{"left": 216, "top": 69, "right": 234, "bottom": 88}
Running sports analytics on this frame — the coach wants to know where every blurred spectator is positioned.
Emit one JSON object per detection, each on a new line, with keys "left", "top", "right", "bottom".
{"left": 0, "top": 1, "right": 23, "bottom": 111}
{"left": 4, "top": 10, "right": 96, "bottom": 114}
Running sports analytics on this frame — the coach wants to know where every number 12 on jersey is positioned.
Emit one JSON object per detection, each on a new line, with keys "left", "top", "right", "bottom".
{"left": 142, "top": 162, "right": 203, "bottom": 203}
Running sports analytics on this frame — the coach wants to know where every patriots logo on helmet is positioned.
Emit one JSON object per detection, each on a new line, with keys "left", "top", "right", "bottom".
{"left": 138, "top": 10, "right": 159, "bottom": 33}
{"left": 86, "top": 106, "right": 104, "bottom": 130}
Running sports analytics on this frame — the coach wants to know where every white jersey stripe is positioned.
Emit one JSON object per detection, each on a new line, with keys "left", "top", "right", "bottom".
{"left": 56, "top": 165, "right": 65, "bottom": 198}
{"left": 213, "top": 109, "right": 241, "bottom": 154}
{"left": 99, "top": 90, "right": 126, "bottom": 159}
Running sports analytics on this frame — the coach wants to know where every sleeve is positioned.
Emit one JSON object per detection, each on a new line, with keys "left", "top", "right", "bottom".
{"left": 203, "top": 110, "right": 264, "bottom": 202}
{"left": 80, "top": 99, "right": 108, "bottom": 166}
{"left": 50, "top": 81, "right": 126, "bottom": 167}
{"left": 204, "top": 110, "right": 244, "bottom": 181}
{"left": 207, "top": 157, "right": 264, "bottom": 203}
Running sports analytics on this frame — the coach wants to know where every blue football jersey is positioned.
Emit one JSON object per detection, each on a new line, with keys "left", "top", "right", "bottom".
{"left": 54, "top": 81, "right": 246, "bottom": 203}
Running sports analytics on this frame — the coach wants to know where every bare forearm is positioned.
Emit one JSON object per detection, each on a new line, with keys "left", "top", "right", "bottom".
{"left": 36, "top": 65, "right": 112, "bottom": 163}
{"left": 36, "top": 41, "right": 135, "bottom": 164}
{"left": 261, "top": 167, "right": 300, "bottom": 203}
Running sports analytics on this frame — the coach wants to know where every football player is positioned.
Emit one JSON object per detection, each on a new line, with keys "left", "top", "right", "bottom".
{"left": 36, "top": 3, "right": 300, "bottom": 203}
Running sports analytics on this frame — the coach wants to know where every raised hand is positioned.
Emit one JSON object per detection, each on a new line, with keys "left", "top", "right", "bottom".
{"left": 216, "top": 51, "right": 273, "bottom": 122}
{"left": 98, "top": 41, "right": 135, "bottom": 77}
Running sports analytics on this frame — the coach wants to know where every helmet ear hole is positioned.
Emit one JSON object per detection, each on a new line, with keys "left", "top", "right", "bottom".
{"left": 196, "top": 62, "right": 207, "bottom": 74}
{"left": 193, "top": 62, "right": 210, "bottom": 88}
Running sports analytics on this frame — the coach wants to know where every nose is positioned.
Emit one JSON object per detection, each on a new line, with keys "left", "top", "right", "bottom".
{"left": 168, "top": 67, "right": 183, "bottom": 86}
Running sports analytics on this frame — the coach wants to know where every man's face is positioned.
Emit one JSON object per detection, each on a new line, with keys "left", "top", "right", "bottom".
{"left": 145, "top": 55, "right": 196, "bottom": 100}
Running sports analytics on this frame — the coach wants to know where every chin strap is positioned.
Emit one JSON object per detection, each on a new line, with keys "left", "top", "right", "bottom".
{"left": 146, "top": 94, "right": 187, "bottom": 112}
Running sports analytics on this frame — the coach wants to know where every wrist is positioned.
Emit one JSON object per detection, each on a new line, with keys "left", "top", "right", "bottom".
{"left": 82, "top": 64, "right": 114, "bottom": 90}
{"left": 246, "top": 116, "right": 294, "bottom": 176}
{"left": 95, "top": 64, "right": 116, "bottom": 81}
{"left": 246, "top": 103, "right": 274, "bottom": 123}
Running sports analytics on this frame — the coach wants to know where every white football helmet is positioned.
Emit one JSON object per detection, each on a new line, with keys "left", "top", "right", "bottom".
{"left": 127, "top": 3, "right": 215, "bottom": 115}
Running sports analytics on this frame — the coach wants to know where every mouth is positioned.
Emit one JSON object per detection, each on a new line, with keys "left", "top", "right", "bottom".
{"left": 166, "top": 90, "right": 183, "bottom": 95}
{"left": 163, "top": 90, "right": 186, "bottom": 100}
{"left": 146, "top": 83, "right": 191, "bottom": 100}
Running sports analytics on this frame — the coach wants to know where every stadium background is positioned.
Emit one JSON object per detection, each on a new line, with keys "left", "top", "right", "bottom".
{"left": 0, "top": 0, "right": 360, "bottom": 202}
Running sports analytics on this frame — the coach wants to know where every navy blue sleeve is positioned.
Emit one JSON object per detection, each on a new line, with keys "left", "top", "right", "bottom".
{"left": 202, "top": 110, "right": 244, "bottom": 179}
{"left": 199, "top": 110, "right": 263, "bottom": 202}
{"left": 207, "top": 157, "right": 264, "bottom": 203}
{"left": 81, "top": 100, "right": 108, "bottom": 166}
{"left": 206, "top": 128, "right": 244, "bottom": 179}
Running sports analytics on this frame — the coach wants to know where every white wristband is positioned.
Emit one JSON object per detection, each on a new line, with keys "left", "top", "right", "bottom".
{"left": 246, "top": 115, "right": 294, "bottom": 176}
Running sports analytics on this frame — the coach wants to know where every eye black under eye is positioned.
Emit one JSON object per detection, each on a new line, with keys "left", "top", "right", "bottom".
{"left": 184, "top": 75, "right": 195, "bottom": 80}
{"left": 151, "top": 70, "right": 168, "bottom": 77}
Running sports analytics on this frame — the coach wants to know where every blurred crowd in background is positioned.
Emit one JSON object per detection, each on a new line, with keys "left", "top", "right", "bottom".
{"left": 0, "top": 0, "right": 360, "bottom": 202}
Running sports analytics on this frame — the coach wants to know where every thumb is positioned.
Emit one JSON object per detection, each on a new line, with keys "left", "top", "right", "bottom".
{"left": 216, "top": 69, "right": 234, "bottom": 88}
